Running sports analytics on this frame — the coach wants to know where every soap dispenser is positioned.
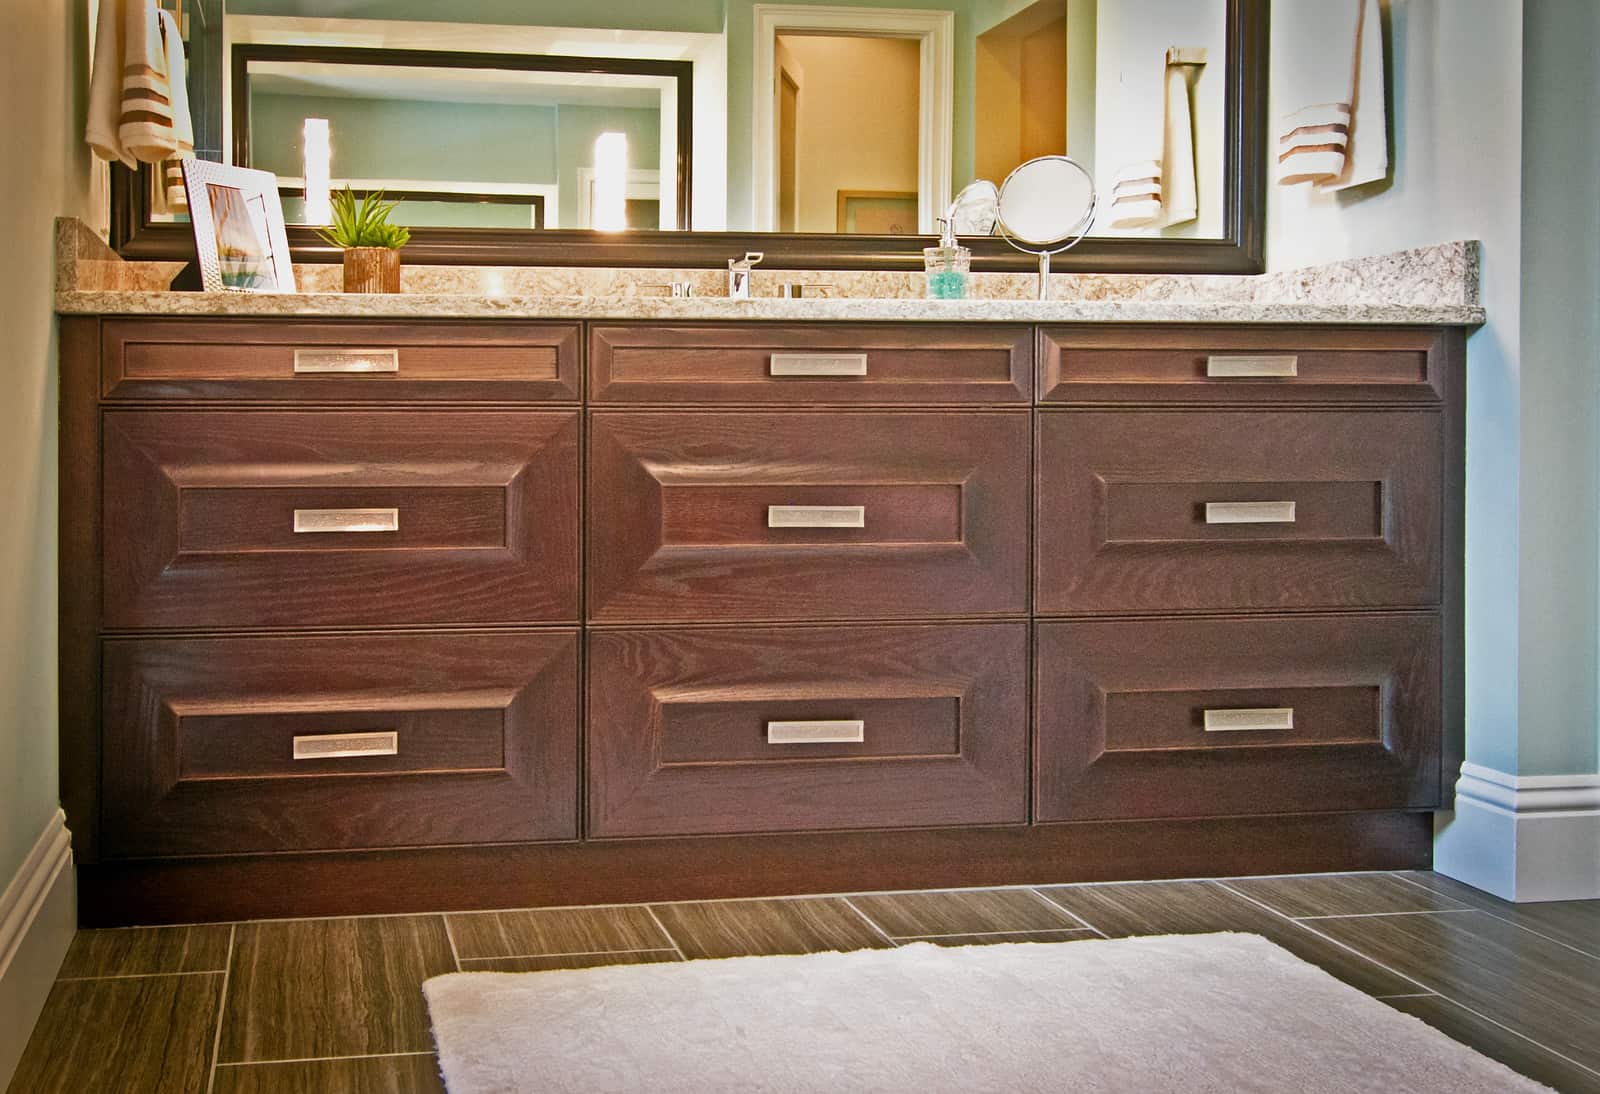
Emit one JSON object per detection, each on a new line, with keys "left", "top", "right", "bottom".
{"left": 924, "top": 218, "right": 971, "bottom": 300}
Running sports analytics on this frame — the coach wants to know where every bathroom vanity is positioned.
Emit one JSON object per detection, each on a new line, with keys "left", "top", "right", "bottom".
{"left": 55, "top": 281, "right": 1474, "bottom": 925}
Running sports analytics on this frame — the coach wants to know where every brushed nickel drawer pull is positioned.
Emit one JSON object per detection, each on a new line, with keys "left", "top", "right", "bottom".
{"left": 768, "top": 505, "right": 866, "bottom": 529}
{"left": 1204, "top": 708, "right": 1295, "bottom": 732}
{"left": 767, "top": 720, "right": 866, "bottom": 745}
{"left": 1205, "top": 501, "right": 1297, "bottom": 525}
{"left": 769, "top": 353, "right": 868, "bottom": 377}
{"left": 292, "top": 731, "right": 399, "bottom": 760}
{"left": 1206, "top": 354, "right": 1298, "bottom": 378}
{"left": 293, "top": 508, "right": 400, "bottom": 534}
{"left": 293, "top": 348, "right": 400, "bottom": 374}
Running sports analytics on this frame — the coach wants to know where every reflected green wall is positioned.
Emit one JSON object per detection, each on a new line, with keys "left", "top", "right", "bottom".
{"left": 252, "top": 92, "right": 659, "bottom": 229}
{"left": 227, "top": 0, "right": 726, "bottom": 34}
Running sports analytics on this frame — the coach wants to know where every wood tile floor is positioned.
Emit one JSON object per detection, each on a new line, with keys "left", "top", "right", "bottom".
{"left": 9, "top": 871, "right": 1599, "bottom": 1093}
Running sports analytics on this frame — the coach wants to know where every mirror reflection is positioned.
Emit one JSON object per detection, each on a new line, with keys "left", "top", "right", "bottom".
{"left": 173, "top": 0, "right": 1229, "bottom": 239}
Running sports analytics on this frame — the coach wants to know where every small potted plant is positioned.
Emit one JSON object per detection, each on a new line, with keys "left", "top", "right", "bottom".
{"left": 319, "top": 187, "right": 411, "bottom": 293}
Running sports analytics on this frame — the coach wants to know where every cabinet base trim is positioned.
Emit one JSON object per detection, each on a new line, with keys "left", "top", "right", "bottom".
{"left": 76, "top": 812, "right": 1431, "bottom": 927}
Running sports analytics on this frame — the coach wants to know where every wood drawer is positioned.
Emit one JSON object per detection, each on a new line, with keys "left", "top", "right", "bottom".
{"left": 1036, "top": 409, "right": 1443, "bottom": 614}
{"left": 588, "top": 411, "right": 1029, "bottom": 622}
{"left": 1035, "top": 615, "right": 1443, "bottom": 821}
{"left": 1038, "top": 326, "right": 1449, "bottom": 404}
{"left": 587, "top": 623, "right": 1028, "bottom": 837}
{"left": 103, "top": 410, "right": 579, "bottom": 628}
{"left": 101, "top": 630, "right": 579, "bottom": 857}
{"left": 590, "top": 324, "right": 1033, "bottom": 403}
{"left": 101, "top": 319, "right": 581, "bottom": 401}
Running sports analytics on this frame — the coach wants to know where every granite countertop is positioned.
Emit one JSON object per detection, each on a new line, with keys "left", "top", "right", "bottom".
{"left": 53, "top": 289, "right": 1484, "bottom": 325}
{"left": 52, "top": 220, "right": 1486, "bottom": 326}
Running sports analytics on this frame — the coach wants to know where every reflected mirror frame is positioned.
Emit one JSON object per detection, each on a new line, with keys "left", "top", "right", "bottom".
{"left": 110, "top": 0, "right": 1266, "bottom": 275}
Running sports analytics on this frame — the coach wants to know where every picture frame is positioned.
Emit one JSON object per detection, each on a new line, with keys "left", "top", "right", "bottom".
{"left": 180, "top": 159, "right": 297, "bottom": 293}
{"left": 836, "top": 190, "right": 919, "bottom": 236}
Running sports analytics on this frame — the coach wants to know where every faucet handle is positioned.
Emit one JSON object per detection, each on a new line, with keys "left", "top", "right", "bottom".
{"left": 731, "top": 251, "right": 765, "bottom": 270}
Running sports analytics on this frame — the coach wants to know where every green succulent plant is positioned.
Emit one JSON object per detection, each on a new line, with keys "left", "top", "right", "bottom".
{"left": 318, "top": 187, "right": 411, "bottom": 249}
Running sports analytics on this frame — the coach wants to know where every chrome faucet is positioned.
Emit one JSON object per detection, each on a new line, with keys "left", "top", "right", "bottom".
{"left": 728, "top": 252, "right": 764, "bottom": 300}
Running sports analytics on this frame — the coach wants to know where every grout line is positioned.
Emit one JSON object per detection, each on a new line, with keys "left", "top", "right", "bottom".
{"left": 457, "top": 948, "right": 680, "bottom": 965}
{"left": 441, "top": 915, "right": 463, "bottom": 973}
{"left": 55, "top": 968, "right": 228, "bottom": 982}
{"left": 1388, "top": 873, "right": 1600, "bottom": 962}
{"left": 205, "top": 925, "right": 236, "bottom": 1094}
{"left": 1373, "top": 993, "right": 1438, "bottom": 1000}
{"left": 1030, "top": 888, "right": 1109, "bottom": 939}
{"left": 1212, "top": 881, "right": 1437, "bottom": 995}
{"left": 1024, "top": 887, "right": 1101, "bottom": 933}
{"left": 1293, "top": 909, "right": 1482, "bottom": 921}
{"left": 215, "top": 1051, "right": 437, "bottom": 1069}
{"left": 113, "top": 878, "right": 1236, "bottom": 930}
{"left": 642, "top": 906, "right": 689, "bottom": 963}
{"left": 839, "top": 898, "right": 897, "bottom": 947}
{"left": 1380, "top": 993, "right": 1600, "bottom": 1084}
{"left": 895, "top": 927, "right": 1101, "bottom": 941}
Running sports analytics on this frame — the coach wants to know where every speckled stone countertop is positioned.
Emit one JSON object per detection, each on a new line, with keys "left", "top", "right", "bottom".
{"left": 53, "top": 220, "right": 1486, "bottom": 326}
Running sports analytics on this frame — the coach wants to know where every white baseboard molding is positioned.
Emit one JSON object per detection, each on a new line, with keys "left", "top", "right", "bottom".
{"left": 0, "top": 809, "right": 75, "bottom": 1089}
{"left": 1434, "top": 763, "right": 1600, "bottom": 902}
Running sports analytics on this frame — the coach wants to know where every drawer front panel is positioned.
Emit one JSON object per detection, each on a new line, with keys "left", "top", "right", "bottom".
{"left": 591, "top": 324, "right": 1033, "bottom": 403}
{"left": 1038, "top": 327, "right": 1447, "bottom": 404}
{"left": 587, "top": 624, "right": 1028, "bottom": 837}
{"left": 1036, "top": 409, "right": 1443, "bottom": 614}
{"left": 101, "top": 319, "right": 581, "bottom": 401}
{"left": 103, "top": 410, "right": 579, "bottom": 628}
{"left": 1035, "top": 615, "right": 1442, "bottom": 821}
{"left": 102, "top": 631, "right": 579, "bottom": 857}
{"left": 589, "top": 412, "right": 1029, "bottom": 622}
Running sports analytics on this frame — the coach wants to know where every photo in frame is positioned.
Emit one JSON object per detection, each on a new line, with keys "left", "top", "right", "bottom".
{"left": 180, "top": 159, "right": 297, "bottom": 293}
{"left": 836, "top": 190, "right": 919, "bottom": 236}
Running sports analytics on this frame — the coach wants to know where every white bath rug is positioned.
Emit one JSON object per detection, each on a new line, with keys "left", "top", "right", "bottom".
{"left": 424, "top": 932, "right": 1551, "bottom": 1093}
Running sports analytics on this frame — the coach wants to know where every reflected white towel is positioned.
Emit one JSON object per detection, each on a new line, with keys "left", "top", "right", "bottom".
{"left": 1109, "top": 160, "right": 1163, "bottom": 229}
{"left": 1161, "top": 48, "right": 1205, "bottom": 227}
{"left": 1277, "top": 0, "right": 1387, "bottom": 189}
{"left": 86, "top": 0, "right": 133, "bottom": 166}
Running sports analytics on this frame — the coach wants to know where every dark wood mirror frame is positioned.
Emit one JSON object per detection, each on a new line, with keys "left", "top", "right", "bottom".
{"left": 112, "top": 0, "right": 1265, "bottom": 273}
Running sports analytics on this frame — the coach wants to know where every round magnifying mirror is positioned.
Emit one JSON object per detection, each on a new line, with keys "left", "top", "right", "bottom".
{"left": 996, "top": 156, "right": 1097, "bottom": 299}
{"left": 948, "top": 179, "right": 1000, "bottom": 237}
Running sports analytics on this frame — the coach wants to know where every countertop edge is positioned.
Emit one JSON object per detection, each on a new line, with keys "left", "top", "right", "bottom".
{"left": 54, "top": 291, "right": 1487, "bottom": 327}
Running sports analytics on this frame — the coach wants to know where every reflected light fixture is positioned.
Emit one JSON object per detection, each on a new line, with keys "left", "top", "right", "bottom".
{"left": 303, "top": 118, "right": 332, "bottom": 225}
{"left": 592, "top": 131, "right": 629, "bottom": 232}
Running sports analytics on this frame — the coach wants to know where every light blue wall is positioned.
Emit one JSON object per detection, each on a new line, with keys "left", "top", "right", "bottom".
{"left": 250, "top": 93, "right": 559, "bottom": 183}
{"left": 553, "top": 105, "right": 663, "bottom": 228}
{"left": 1515, "top": 0, "right": 1600, "bottom": 776}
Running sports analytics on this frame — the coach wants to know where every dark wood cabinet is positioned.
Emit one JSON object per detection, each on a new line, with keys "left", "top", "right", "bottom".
{"left": 101, "top": 318, "right": 582, "bottom": 401}
{"left": 1034, "top": 614, "right": 1443, "bottom": 821}
{"left": 1037, "top": 326, "right": 1449, "bottom": 404}
{"left": 1035, "top": 409, "right": 1443, "bottom": 614}
{"left": 587, "top": 623, "right": 1029, "bottom": 837}
{"left": 102, "top": 409, "right": 580, "bottom": 628}
{"left": 101, "top": 630, "right": 580, "bottom": 857}
{"left": 588, "top": 411, "right": 1029, "bottom": 622}
{"left": 59, "top": 317, "right": 1467, "bottom": 924}
{"left": 591, "top": 323, "right": 1033, "bottom": 404}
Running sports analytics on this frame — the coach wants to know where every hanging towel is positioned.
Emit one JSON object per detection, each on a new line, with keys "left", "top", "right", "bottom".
{"left": 1161, "top": 47, "right": 1206, "bottom": 228}
{"left": 1277, "top": 0, "right": 1388, "bottom": 190}
{"left": 117, "top": 0, "right": 194, "bottom": 163}
{"left": 86, "top": 0, "right": 134, "bottom": 167}
{"left": 1108, "top": 160, "right": 1163, "bottom": 230}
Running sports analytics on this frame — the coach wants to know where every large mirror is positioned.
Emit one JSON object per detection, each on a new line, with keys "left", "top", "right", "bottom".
{"left": 115, "top": 0, "right": 1265, "bottom": 271}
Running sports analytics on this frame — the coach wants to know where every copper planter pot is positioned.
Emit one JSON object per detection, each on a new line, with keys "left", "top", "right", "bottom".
{"left": 342, "top": 247, "right": 402, "bottom": 293}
